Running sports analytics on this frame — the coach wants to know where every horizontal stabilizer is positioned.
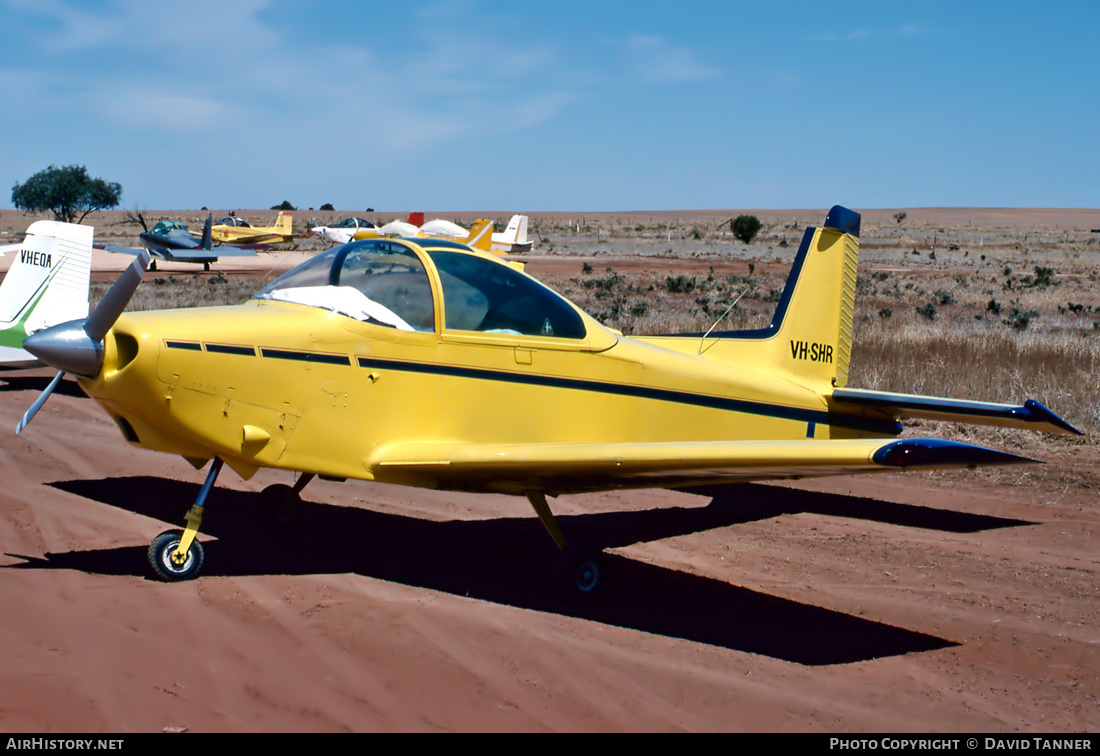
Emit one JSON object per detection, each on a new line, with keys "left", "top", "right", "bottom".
{"left": 831, "top": 388, "right": 1081, "bottom": 435}
{"left": 100, "top": 245, "right": 147, "bottom": 257}
{"left": 367, "top": 437, "right": 1037, "bottom": 495}
{"left": 191, "top": 247, "right": 259, "bottom": 257}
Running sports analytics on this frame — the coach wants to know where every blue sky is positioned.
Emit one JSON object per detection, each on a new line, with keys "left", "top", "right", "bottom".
{"left": 1, "top": 0, "right": 1097, "bottom": 211}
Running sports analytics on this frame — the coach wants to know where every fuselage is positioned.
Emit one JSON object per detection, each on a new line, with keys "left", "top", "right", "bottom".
{"left": 79, "top": 297, "right": 886, "bottom": 488}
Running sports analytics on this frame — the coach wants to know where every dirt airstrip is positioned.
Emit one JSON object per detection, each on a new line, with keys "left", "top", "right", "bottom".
{"left": 0, "top": 208, "right": 1096, "bottom": 733}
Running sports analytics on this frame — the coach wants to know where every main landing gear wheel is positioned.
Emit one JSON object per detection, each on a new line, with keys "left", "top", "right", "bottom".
{"left": 260, "top": 483, "right": 301, "bottom": 525}
{"left": 148, "top": 529, "right": 205, "bottom": 582}
{"left": 571, "top": 555, "right": 602, "bottom": 595}
{"left": 555, "top": 549, "right": 605, "bottom": 596}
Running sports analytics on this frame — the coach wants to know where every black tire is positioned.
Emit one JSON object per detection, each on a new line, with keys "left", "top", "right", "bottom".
{"left": 260, "top": 483, "right": 300, "bottom": 525}
{"left": 554, "top": 549, "right": 604, "bottom": 597}
{"left": 148, "top": 529, "right": 204, "bottom": 581}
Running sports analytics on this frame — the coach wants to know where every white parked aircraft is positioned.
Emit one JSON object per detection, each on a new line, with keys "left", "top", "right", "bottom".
{"left": 310, "top": 217, "right": 379, "bottom": 245}
{"left": 313, "top": 213, "right": 532, "bottom": 254}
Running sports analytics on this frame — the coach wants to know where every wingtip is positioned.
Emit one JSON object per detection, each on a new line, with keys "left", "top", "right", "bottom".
{"left": 873, "top": 438, "right": 1037, "bottom": 469}
{"left": 1023, "top": 399, "right": 1082, "bottom": 436}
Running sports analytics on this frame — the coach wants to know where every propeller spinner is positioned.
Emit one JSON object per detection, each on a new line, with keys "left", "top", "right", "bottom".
{"left": 16, "top": 250, "right": 152, "bottom": 433}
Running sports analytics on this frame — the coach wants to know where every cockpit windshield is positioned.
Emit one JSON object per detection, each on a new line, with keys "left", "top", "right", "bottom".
{"left": 149, "top": 221, "right": 187, "bottom": 237}
{"left": 254, "top": 240, "right": 435, "bottom": 331}
{"left": 254, "top": 239, "right": 586, "bottom": 340}
{"left": 425, "top": 249, "right": 586, "bottom": 338}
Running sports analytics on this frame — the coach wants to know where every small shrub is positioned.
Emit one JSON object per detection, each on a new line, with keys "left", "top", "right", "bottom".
{"left": 916, "top": 303, "right": 937, "bottom": 320}
{"left": 665, "top": 274, "right": 697, "bottom": 293}
{"left": 1003, "top": 308, "right": 1038, "bottom": 331}
{"left": 731, "top": 215, "right": 762, "bottom": 244}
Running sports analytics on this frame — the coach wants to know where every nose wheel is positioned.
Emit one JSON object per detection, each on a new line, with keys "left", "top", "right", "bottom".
{"left": 148, "top": 529, "right": 205, "bottom": 581}
{"left": 147, "top": 457, "right": 223, "bottom": 582}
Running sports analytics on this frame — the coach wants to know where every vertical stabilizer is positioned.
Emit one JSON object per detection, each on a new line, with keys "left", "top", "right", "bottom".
{"left": 751, "top": 206, "right": 860, "bottom": 386}
{"left": 274, "top": 211, "right": 293, "bottom": 237}
{"left": 464, "top": 219, "right": 495, "bottom": 251}
{"left": 200, "top": 214, "right": 213, "bottom": 250}
{"left": 492, "top": 214, "right": 532, "bottom": 252}
{"left": 668, "top": 206, "right": 861, "bottom": 389}
{"left": 0, "top": 221, "right": 93, "bottom": 366}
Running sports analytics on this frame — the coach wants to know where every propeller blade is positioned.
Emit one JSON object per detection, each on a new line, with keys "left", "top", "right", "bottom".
{"left": 15, "top": 371, "right": 64, "bottom": 434}
{"left": 83, "top": 249, "right": 152, "bottom": 341}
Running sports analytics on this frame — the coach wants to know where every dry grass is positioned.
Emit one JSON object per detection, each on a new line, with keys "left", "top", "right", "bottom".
{"left": 91, "top": 273, "right": 266, "bottom": 313}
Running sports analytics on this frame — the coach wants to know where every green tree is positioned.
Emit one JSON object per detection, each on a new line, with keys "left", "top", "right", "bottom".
{"left": 271, "top": 200, "right": 296, "bottom": 211}
{"left": 731, "top": 214, "right": 763, "bottom": 244}
{"left": 11, "top": 164, "right": 122, "bottom": 224}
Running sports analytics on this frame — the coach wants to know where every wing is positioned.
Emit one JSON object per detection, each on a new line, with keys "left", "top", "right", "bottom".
{"left": 365, "top": 437, "right": 1034, "bottom": 496}
{"left": 101, "top": 244, "right": 166, "bottom": 261}
{"left": 214, "top": 232, "right": 277, "bottom": 246}
{"left": 830, "top": 388, "right": 1081, "bottom": 435}
{"left": 0, "top": 243, "right": 21, "bottom": 256}
{"left": 212, "top": 244, "right": 266, "bottom": 254}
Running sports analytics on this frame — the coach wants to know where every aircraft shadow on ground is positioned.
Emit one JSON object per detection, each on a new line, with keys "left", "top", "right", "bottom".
{"left": 9, "top": 477, "right": 1027, "bottom": 665}
{"left": 0, "top": 375, "right": 86, "bottom": 399}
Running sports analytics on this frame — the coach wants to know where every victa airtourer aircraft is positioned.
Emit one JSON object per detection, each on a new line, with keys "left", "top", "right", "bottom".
{"left": 210, "top": 211, "right": 295, "bottom": 245}
{"left": 102, "top": 214, "right": 259, "bottom": 270}
{"left": 15, "top": 207, "right": 1078, "bottom": 590}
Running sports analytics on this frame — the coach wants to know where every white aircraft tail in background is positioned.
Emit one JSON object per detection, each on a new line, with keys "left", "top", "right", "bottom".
{"left": 0, "top": 221, "right": 93, "bottom": 369}
{"left": 492, "top": 214, "right": 532, "bottom": 253}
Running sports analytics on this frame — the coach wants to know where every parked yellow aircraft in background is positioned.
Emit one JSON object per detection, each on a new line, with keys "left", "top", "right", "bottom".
{"left": 210, "top": 211, "right": 295, "bottom": 245}
{"left": 15, "top": 207, "right": 1078, "bottom": 591}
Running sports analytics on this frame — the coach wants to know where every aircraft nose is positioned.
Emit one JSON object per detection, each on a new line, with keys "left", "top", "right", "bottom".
{"left": 23, "top": 319, "right": 104, "bottom": 377}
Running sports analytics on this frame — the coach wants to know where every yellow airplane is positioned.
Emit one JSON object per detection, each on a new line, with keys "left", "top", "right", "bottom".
{"left": 15, "top": 207, "right": 1078, "bottom": 591}
{"left": 209, "top": 211, "right": 295, "bottom": 245}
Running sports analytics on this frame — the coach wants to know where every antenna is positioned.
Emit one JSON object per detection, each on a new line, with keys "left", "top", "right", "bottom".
{"left": 698, "top": 288, "right": 748, "bottom": 355}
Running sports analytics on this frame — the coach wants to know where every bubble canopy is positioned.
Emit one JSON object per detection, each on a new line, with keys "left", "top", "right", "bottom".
{"left": 254, "top": 238, "right": 587, "bottom": 339}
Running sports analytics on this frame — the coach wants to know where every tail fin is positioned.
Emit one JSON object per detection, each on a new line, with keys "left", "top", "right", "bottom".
{"left": 492, "top": 214, "right": 531, "bottom": 252}
{"left": 500, "top": 214, "right": 527, "bottom": 245}
{"left": 671, "top": 206, "right": 860, "bottom": 388}
{"left": 464, "top": 219, "right": 494, "bottom": 251}
{"left": 407, "top": 212, "right": 424, "bottom": 228}
{"left": 0, "top": 221, "right": 93, "bottom": 360}
{"left": 765, "top": 205, "right": 860, "bottom": 387}
{"left": 200, "top": 214, "right": 213, "bottom": 250}
{"left": 274, "top": 211, "right": 293, "bottom": 236}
